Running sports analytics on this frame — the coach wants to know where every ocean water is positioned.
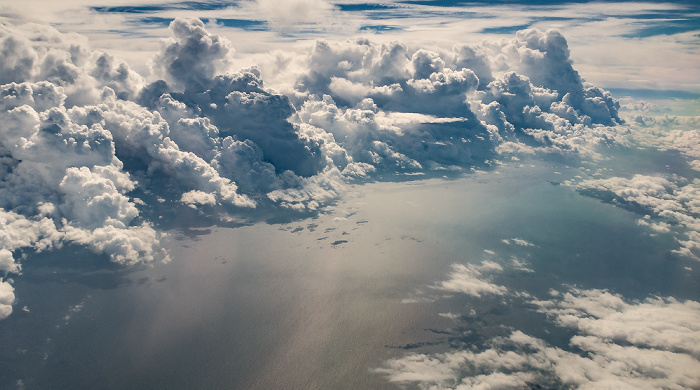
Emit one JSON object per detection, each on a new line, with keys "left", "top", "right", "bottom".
{"left": 1, "top": 156, "right": 698, "bottom": 389}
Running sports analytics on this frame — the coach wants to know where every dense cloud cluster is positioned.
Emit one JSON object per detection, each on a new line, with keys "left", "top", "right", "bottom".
{"left": 0, "top": 16, "right": 630, "bottom": 318}
{"left": 292, "top": 29, "right": 624, "bottom": 166}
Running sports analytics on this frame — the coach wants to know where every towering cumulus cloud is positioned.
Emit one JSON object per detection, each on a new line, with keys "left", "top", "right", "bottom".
{"left": 144, "top": 18, "right": 324, "bottom": 177}
{"left": 0, "top": 16, "right": 625, "bottom": 319}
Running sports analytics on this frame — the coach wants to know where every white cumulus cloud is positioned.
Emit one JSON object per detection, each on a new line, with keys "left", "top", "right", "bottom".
{"left": 377, "top": 288, "right": 700, "bottom": 389}
{"left": 0, "top": 16, "right": 634, "bottom": 320}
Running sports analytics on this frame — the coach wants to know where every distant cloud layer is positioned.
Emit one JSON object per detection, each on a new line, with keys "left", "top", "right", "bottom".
{"left": 574, "top": 174, "right": 700, "bottom": 260}
{"left": 0, "top": 14, "right": 685, "bottom": 319}
{"left": 379, "top": 261, "right": 700, "bottom": 389}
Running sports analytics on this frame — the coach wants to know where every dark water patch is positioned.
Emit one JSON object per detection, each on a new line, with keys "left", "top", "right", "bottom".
{"left": 359, "top": 25, "right": 403, "bottom": 33}
{"left": 337, "top": 3, "right": 400, "bottom": 11}
{"left": 92, "top": 1, "right": 236, "bottom": 14}
{"left": 211, "top": 18, "right": 268, "bottom": 31}
{"left": 609, "top": 88, "right": 700, "bottom": 100}
{"left": 385, "top": 340, "right": 445, "bottom": 350}
{"left": 480, "top": 24, "right": 531, "bottom": 34}
{"left": 623, "top": 18, "right": 700, "bottom": 38}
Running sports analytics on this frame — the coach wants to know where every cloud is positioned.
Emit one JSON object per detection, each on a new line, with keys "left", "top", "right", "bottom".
{"left": 489, "top": 29, "right": 620, "bottom": 124}
{"left": 0, "top": 16, "right": 632, "bottom": 319}
{"left": 0, "top": 6, "right": 693, "bottom": 388}
{"left": 377, "top": 288, "right": 700, "bottom": 389}
{"left": 510, "top": 257, "right": 534, "bottom": 273}
{"left": 266, "top": 166, "right": 346, "bottom": 211}
{"left": 150, "top": 18, "right": 234, "bottom": 93}
{"left": 252, "top": 0, "right": 336, "bottom": 30}
{"left": 0, "top": 210, "right": 61, "bottom": 272}
{"left": 0, "top": 18, "right": 144, "bottom": 107}
{"left": 59, "top": 166, "right": 138, "bottom": 229}
{"left": 0, "top": 279, "right": 13, "bottom": 320}
{"left": 629, "top": 116, "right": 700, "bottom": 172}
{"left": 0, "top": 35, "right": 36, "bottom": 85}
{"left": 291, "top": 30, "right": 628, "bottom": 165}
{"left": 532, "top": 288, "right": 700, "bottom": 358}
{"left": 574, "top": 174, "right": 700, "bottom": 259}
{"left": 295, "top": 39, "right": 482, "bottom": 117}
{"left": 143, "top": 19, "right": 326, "bottom": 177}
{"left": 502, "top": 238, "right": 535, "bottom": 246}
{"left": 294, "top": 94, "right": 494, "bottom": 174}
{"left": 436, "top": 261, "right": 507, "bottom": 297}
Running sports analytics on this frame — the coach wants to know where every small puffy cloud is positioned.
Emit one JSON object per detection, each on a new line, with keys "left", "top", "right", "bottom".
{"left": 665, "top": 129, "right": 700, "bottom": 162}
{"left": 438, "top": 312, "right": 460, "bottom": 321}
{"left": 0, "top": 210, "right": 62, "bottom": 274}
{"left": 180, "top": 190, "right": 217, "bottom": 208}
{"left": 0, "top": 279, "right": 14, "bottom": 320}
{"left": 511, "top": 257, "right": 534, "bottom": 273}
{"left": 436, "top": 261, "right": 507, "bottom": 297}
{"left": 637, "top": 217, "right": 672, "bottom": 233}
{"left": 328, "top": 77, "right": 372, "bottom": 105}
{"left": 577, "top": 174, "right": 679, "bottom": 213}
{"left": 502, "top": 238, "right": 535, "bottom": 246}
{"left": 59, "top": 166, "right": 139, "bottom": 229}
{"left": 0, "top": 249, "right": 16, "bottom": 273}
{"left": 62, "top": 222, "right": 163, "bottom": 266}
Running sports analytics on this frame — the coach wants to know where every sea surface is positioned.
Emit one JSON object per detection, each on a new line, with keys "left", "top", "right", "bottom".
{"left": 1, "top": 156, "right": 698, "bottom": 389}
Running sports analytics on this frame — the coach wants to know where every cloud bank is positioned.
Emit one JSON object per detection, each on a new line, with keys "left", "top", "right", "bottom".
{"left": 574, "top": 174, "right": 700, "bottom": 260}
{"left": 379, "top": 281, "right": 700, "bottom": 389}
{"left": 0, "top": 16, "right": 631, "bottom": 318}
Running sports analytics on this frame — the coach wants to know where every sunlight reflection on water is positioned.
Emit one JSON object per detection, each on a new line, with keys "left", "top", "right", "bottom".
{"left": 2, "top": 158, "right": 698, "bottom": 389}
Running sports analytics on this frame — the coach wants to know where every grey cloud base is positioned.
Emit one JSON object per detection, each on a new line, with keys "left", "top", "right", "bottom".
{"left": 0, "top": 17, "right": 624, "bottom": 319}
